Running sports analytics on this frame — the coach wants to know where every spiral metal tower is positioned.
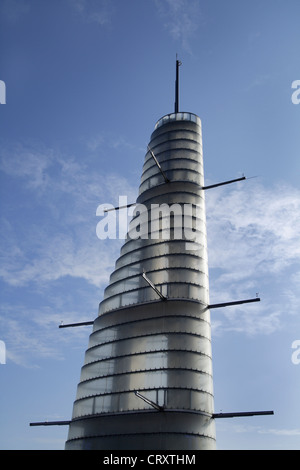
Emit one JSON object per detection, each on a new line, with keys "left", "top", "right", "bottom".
{"left": 64, "top": 58, "right": 218, "bottom": 449}
{"left": 56, "top": 61, "right": 273, "bottom": 450}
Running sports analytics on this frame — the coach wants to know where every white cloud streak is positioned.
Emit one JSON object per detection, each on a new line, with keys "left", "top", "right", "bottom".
{"left": 68, "top": 0, "right": 114, "bottom": 26}
{"left": 206, "top": 181, "right": 300, "bottom": 282}
{"left": 0, "top": 138, "right": 138, "bottom": 365}
{"left": 154, "top": 0, "right": 202, "bottom": 53}
{"left": 0, "top": 303, "right": 91, "bottom": 367}
{"left": 229, "top": 423, "right": 300, "bottom": 437}
{"left": 206, "top": 180, "right": 300, "bottom": 336}
{"left": 259, "top": 428, "right": 300, "bottom": 436}
{"left": 0, "top": 142, "right": 134, "bottom": 289}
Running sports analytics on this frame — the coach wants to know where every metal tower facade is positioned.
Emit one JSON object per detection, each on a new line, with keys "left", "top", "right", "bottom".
{"left": 65, "top": 111, "right": 216, "bottom": 450}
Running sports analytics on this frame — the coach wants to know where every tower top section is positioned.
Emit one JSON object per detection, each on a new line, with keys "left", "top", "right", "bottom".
{"left": 154, "top": 112, "right": 201, "bottom": 131}
{"left": 153, "top": 58, "right": 200, "bottom": 130}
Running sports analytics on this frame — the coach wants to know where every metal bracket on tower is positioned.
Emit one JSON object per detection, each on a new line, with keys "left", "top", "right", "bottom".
{"left": 135, "top": 391, "right": 164, "bottom": 411}
{"left": 141, "top": 271, "right": 167, "bottom": 300}
{"left": 147, "top": 145, "right": 170, "bottom": 183}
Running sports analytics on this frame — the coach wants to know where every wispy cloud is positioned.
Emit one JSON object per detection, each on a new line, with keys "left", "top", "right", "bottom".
{"left": 229, "top": 423, "right": 300, "bottom": 437}
{"left": 245, "top": 74, "right": 271, "bottom": 92}
{"left": 259, "top": 428, "right": 300, "bottom": 436}
{"left": 68, "top": 0, "right": 114, "bottom": 26}
{"left": 207, "top": 182, "right": 300, "bottom": 276}
{"left": 154, "top": 0, "right": 202, "bottom": 53}
{"left": 0, "top": 144, "right": 53, "bottom": 190}
{"left": 0, "top": 0, "right": 30, "bottom": 23}
{"left": 0, "top": 141, "right": 135, "bottom": 289}
{"left": 0, "top": 302, "right": 92, "bottom": 367}
{"left": 206, "top": 181, "right": 300, "bottom": 335}
{"left": 87, "top": 132, "right": 144, "bottom": 154}
{"left": 0, "top": 227, "right": 120, "bottom": 288}
{"left": 0, "top": 137, "right": 137, "bottom": 366}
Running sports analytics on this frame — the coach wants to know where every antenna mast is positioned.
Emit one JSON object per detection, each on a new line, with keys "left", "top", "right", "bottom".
{"left": 174, "top": 56, "right": 182, "bottom": 113}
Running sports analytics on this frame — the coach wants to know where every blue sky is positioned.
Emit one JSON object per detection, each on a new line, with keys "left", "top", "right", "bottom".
{"left": 0, "top": 0, "right": 300, "bottom": 450}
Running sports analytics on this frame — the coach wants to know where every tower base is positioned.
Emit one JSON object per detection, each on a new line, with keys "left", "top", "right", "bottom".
{"left": 65, "top": 410, "right": 216, "bottom": 450}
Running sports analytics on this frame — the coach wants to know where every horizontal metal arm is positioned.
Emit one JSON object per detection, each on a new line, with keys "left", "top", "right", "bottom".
{"left": 30, "top": 420, "right": 71, "bottom": 426}
{"left": 208, "top": 297, "right": 260, "bottom": 309}
{"left": 213, "top": 410, "right": 274, "bottom": 419}
{"left": 59, "top": 321, "right": 93, "bottom": 328}
{"left": 104, "top": 202, "right": 136, "bottom": 213}
{"left": 202, "top": 176, "right": 246, "bottom": 190}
